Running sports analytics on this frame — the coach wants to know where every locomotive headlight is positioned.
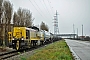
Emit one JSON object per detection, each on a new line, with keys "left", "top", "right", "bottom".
{"left": 13, "top": 43, "right": 15, "bottom": 44}
{"left": 21, "top": 38, "right": 24, "bottom": 40}
{"left": 12, "top": 37, "right": 15, "bottom": 40}
{"left": 21, "top": 37, "right": 24, "bottom": 40}
{"left": 12, "top": 38, "right": 14, "bottom": 40}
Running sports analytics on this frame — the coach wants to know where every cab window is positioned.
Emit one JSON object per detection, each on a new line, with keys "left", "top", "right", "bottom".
{"left": 26, "top": 30, "right": 30, "bottom": 39}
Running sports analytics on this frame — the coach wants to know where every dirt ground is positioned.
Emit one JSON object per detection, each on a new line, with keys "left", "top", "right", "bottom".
{"left": 0, "top": 47, "right": 6, "bottom": 52}
{"left": 0, "top": 47, "right": 15, "bottom": 54}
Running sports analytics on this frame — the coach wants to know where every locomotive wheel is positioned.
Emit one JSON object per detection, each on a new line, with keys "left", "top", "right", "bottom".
{"left": 16, "top": 41, "right": 19, "bottom": 50}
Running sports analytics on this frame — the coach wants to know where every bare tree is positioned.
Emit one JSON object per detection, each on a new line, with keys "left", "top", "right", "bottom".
{"left": 24, "top": 9, "right": 33, "bottom": 27}
{"left": 0, "top": 0, "right": 3, "bottom": 23}
{"left": 40, "top": 22, "right": 49, "bottom": 31}
{"left": 13, "top": 12, "right": 19, "bottom": 26}
{"left": 3, "top": 0, "right": 13, "bottom": 46}
{"left": 3, "top": 0, "right": 13, "bottom": 24}
{"left": 0, "top": 0, "right": 3, "bottom": 45}
{"left": 13, "top": 8, "right": 33, "bottom": 27}
{"left": 45, "top": 24, "right": 49, "bottom": 31}
{"left": 40, "top": 22, "right": 45, "bottom": 30}
{"left": 17, "top": 8, "right": 24, "bottom": 26}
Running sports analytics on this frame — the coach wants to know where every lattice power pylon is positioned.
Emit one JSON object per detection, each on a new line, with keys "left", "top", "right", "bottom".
{"left": 53, "top": 10, "right": 59, "bottom": 34}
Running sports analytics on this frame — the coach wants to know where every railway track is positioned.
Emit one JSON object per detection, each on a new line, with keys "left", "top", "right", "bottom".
{"left": 0, "top": 51, "right": 18, "bottom": 60}
{"left": 0, "top": 46, "right": 46, "bottom": 60}
{"left": 0, "top": 47, "right": 38, "bottom": 60}
{"left": 0, "top": 40, "right": 60, "bottom": 60}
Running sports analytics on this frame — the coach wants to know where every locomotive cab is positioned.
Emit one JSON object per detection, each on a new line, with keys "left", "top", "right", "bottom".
{"left": 8, "top": 27, "right": 30, "bottom": 50}
{"left": 8, "top": 26, "right": 41, "bottom": 50}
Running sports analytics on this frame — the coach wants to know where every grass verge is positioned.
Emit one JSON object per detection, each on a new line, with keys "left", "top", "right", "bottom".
{"left": 27, "top": 40, "right": 74, "bottom": 60}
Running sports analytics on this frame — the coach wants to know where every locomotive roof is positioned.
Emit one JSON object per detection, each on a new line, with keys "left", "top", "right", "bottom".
{"left": 28, "top": 26, "right": 39, "bottom": 31}
{"left": 26, "top": 27, "right": 38, "bottom": 32}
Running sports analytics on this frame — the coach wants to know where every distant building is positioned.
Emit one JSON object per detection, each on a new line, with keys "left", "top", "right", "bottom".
{"left": 78, "top": 36, "right": 85, "bottom": 40}
{"left": 78, "top": 36, "right": 90, "bottom": 41}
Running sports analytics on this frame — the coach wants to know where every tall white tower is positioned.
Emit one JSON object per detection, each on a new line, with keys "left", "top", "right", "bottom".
{"left": 54, "top": 10, "right": 59, "bottom": 34}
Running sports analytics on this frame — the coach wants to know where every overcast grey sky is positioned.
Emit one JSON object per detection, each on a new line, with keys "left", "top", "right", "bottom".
{"left": 9, "top": 0, "right": 90, "bottom": 36}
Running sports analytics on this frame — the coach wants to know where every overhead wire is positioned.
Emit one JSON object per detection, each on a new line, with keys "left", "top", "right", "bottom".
{"left": 43, "top": 0, "right": 52, "bottom": 19}
{"left": 33, "top": 0, "right": 49, "bottom": 20}
{"left": 39, "top": 0, "right": 51, "bottom": 19}
{"left": 47, "top": 0, "right": 54, "bottom": 14}
{"left": 28, "top": 0, "right": 47, "bottom": 20}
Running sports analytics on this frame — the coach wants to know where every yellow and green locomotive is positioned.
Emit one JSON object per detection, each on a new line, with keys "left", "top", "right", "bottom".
{"left": 8, "top": 26, "right": 43, "bottom": 50}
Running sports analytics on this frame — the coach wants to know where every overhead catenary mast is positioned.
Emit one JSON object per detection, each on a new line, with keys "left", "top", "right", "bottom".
{"left": 82, "top": 24, "right": 83, "bottom": 40}
{"left": 73, "top": 24, "right": 75, "bottom": 38}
